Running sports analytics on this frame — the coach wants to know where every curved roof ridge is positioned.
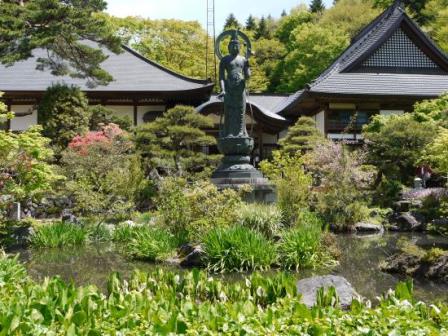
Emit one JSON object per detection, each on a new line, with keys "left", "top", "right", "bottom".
{"left": 121, "top": 45, "right": 212, "bottom": 86}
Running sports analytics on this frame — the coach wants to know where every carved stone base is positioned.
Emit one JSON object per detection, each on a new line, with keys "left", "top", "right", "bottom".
{"left": 212, "top": 136, "right": 275, "bottom": 203}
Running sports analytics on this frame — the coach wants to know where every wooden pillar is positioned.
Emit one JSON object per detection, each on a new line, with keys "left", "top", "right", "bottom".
{"left": 257, "top": 126, "right": 264, "bottom": 162}
{"left": 6, "top": 100, "right": 12, "bottom": 131}
{"left": 133, "top": 102, "right": 138, "bottom": 127}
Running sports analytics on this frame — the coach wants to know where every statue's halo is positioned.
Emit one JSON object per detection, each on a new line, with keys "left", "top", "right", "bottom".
{"left": 215, "top": 29, "right": 252, "bottom": 60}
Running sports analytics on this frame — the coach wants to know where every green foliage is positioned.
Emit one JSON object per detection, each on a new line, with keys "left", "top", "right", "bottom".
{"left": 278, "top": 116, "right": 325, "bottom": 156}
{"left": 237, "top": 203, "right": 284, "bottom": 239}
{"left": 316, "top": 286, "right": 340, "bottom": 308}
{"left": 89, "top": 105, "right": 132, "bottom": 131}
{"left": 413, "top": 93, "right": 448, "bottom": 127}
{"left": 31, "top": 222, "right": 88, "bottom": 248}
{"left": 37, "top": 84, "right": 91, "bottom": 151}
{"left": 106, "top": 16, "right": 210, "bottom": 79}
{"left": 204, "top": 226, "right": 276, "bottom": 273}
{"left": 125, "top": 227, "right": 176, "bottom": 262}
{"left": 277, "top": 224, "right": 323, "bottom": 270}
{"left": 307, "top": 142, "right": 374, "bottom": 230}
{"left": 0, "top": 125, "right": 60, "bottom": 219}
{"left": 274, "top": 22, "right": 349, "bottom": 91}
{"left": 310, "top": 0, "right": 326, "bottom": 13}
{"left": 363, "top": 114, "right": 436, "bottom": 185}
{"left": 156, "top": 178, "right": 243, "bottom": 240}
{"left": 0, "top": 92, "right": 14, "bottom": 124}
{"left": 224, "top": 13, "right": 241, "bottom": 30}
{"left": 260, "top": 151, "right": 313, "bottom": 225}
{"left": 425, "top": 128, "right": 448, "bottom": 176}
{"left": 0, "top": 0, "right": 122, "bottom": 86}
{"left": 0, "top": 253, "right": 446, "bottom": 334}
{"left": 275, "top": 6, "right": 314, "bottom": 45}
{"left": 61, "top": 127, "right": 145, "bottom": 220}
{"left": 319, "top": 0, "right": 381, "bottom": 37}
{"left": 423, "top": 0, "right": 448, "bottom": 52}
{"left": 136, "top": 105, "right": 219, "bottom": 177}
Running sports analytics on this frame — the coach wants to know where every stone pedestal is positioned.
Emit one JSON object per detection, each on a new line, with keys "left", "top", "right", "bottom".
{"left": 211, "top": 136, "right": 276, "bottom": 203}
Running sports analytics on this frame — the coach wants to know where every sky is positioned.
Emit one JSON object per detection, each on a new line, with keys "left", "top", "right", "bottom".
{"left": 106, "top": 0, "right": 334, "bottom": 32}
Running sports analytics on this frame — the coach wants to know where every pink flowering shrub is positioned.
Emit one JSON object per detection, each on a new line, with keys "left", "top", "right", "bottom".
{"left": 68, "top": 123, "right": 125, "bottom": 155}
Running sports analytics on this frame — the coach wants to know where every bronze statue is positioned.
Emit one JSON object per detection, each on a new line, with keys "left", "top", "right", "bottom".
{"left": 218, "top": 30, "right": 251, "bottom": 137}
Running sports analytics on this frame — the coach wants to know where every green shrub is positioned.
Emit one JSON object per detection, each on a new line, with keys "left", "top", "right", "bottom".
{"left": 31, "top": 221, "right": 88, "bottom": 248}
{"left": 204, "top": 226, "right": 276, "bottom": 273}
{"left": 157, "top": 178, "right": 243, "bottom": 240}
{"left": 125, "top": 227, "right": 176, "bottom": 262}
{"left": 295, "top": 210, "right": 324, "bottom": 229}
{"left": 237, "top": 203, "right": 284, "bottom": 239}
{"left": 260, "top": 152, "right": 312, "bottom": 225}
{"left": 37, "top": 84, "right": 91, "bottom": 151}
{"left": 277, "top": 224, "right": 322, "bottom": 271}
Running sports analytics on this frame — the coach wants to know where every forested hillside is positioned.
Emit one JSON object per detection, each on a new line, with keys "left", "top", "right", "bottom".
{"left": 104, "top": 0, "right": 447, "bottom": 93}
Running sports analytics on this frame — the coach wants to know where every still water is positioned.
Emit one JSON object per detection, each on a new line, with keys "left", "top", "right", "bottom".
{"left": 15, "top": 233, "right": 448, "bottom": 302}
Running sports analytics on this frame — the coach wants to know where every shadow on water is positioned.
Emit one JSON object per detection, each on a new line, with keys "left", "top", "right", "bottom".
{"left": 13, "top": 233, "right": 448, "bottom": 302}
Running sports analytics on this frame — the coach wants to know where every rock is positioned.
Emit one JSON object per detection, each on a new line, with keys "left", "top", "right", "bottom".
{"left": 61, "top": 209, "right": 79, "bottom": 225}
{"left": 380, "top": 253, "right": 422, "bottom": 275}
{"left": 296, "top": 275, "right": 359, "bottom": 309}
{"left": 394, "top": 212, "right": 425, "bottom": 231}
{"left": 426, "top": 255, "right": 448, "bottom": 282}
{"left": 179, "top": 244, "right": 206, "bottom": 268}
{"left": 353, "top": 222, "right": 384, "bottom": 235}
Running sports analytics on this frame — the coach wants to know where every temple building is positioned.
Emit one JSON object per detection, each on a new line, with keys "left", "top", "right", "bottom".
{"left": 277, "top": 2, "right": 448, "bottom": 142}
{"left": 1, "top": 2, "right": 448, "bottom": 155}
{"left": 0, "top": 44, "right": 214, "bottom": 131}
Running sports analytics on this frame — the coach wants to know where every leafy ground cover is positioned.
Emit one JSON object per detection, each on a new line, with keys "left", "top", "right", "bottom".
{"left": 0, "top": 251, "right": 447, "bottom": 335}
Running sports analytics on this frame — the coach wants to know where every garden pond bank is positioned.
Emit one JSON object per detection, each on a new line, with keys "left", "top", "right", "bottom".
{"left": 12, "top": 232, "right": 448, "bottom": 303}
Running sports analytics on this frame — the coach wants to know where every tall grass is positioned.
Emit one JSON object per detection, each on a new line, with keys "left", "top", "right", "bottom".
{"left": 277, "top": 224, "right": 323, "bottom": 271}
{"left": 237, "top": 203, "right": 284, "bottom": 239}
{"left": 204, "top": 226, "right": 276, "bottom": 273}
{"left": 125, "top": 227, "right": 176, "bottom": 262}
{"left": 31, "top": 222, "right": 88, "bottom": 248}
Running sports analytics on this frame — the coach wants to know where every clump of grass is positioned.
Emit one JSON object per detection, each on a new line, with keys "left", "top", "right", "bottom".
{"left": 204, "top": 226, "right": 276, "bottom": 273}
{"left": 277, "top": 224, "right": 323, "bottom": 271}
{"left": 31, "top": 221, "right": 88, "bottom": 248}
{"left": 237, "top": 203, "right": 284, "bottom": 239}
{"left": 125, "top": 227, "right": 176, "bottom": 262}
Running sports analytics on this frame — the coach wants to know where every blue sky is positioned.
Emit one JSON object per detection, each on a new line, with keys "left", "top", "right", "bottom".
{"left": 106, "top": 0, "right": 334, "bottom": 31}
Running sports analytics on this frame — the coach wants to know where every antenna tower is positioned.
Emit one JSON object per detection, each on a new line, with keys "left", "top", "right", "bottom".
{"left": 206, "top": 0, "right": 217, "bottom": 82}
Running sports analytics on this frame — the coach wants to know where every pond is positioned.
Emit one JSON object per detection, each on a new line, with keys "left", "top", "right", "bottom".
{"left": 14, "top": 232, "right": 448, "bottom": 303}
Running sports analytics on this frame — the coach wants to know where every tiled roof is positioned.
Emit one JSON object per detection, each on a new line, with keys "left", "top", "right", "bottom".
{"left": 0, "top": 42, "right": 212, "bottom": 92}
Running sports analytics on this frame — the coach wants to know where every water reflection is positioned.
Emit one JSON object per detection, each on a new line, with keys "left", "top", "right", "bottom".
{"left": 15, "top": 233, "right": 448, "bottom": 302}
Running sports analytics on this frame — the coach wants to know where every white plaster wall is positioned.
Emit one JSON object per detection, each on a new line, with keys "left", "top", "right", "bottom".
{"left": 10, "top": 105, "right": 37, "bottom": 131}
{"left": 105, "top": 105, "right": 134, "bottom": 124}
{"left": 380, "top": 110, "right": 404, "bottom": 116}
{"left": 137, "top": 105, "right": 166, "bottom": 126}
{"left": 315, "top": 111, "right": 325, "bottom": 134}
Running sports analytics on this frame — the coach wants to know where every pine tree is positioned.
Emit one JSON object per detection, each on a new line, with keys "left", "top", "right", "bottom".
{"left": 255, "top": 16, "right": 269, "bottom": 39}
{"left": 224, "top": 13, "right": 241, "bottom": 30}
{"left": 309, "top": 0, "right": 326, "bottom": 13}
{"left": 135, "top": 105, "right": 220, "bottom": 177}
{"left": 278, "top": 116, "right": 325, "bottom": 156}
{"left": 245, "top": 15, "right": 257, "bottom": 31}
{"left": 281, "top": 9, "right": 288, "bottom": 17}
{"left": 0, "top": 0, "right": 122, "bottom": 87}
{"left": 37, "top": 84, "right": 91, "bottom": 152}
